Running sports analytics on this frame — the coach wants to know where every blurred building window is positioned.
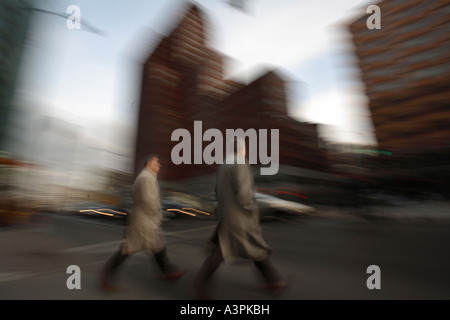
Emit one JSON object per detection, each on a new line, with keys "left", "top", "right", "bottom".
{"left": 409, "top": 65, "right": 449, "bottom": 80}
{"left": 369, "top": 81, "right": 404, "bottom": 93}
{"left": 407, "top": 50, "right": 445, "bottom": 63}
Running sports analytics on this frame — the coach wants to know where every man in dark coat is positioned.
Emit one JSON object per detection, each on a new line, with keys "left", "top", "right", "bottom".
{"left": 193, "top": 138, "right": 290, "bottom": 299}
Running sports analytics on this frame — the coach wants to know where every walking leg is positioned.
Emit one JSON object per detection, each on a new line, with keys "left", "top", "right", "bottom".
{"left": 100, "top": 247, "right": 129, "bottom": 291}
{"left": 254, "top": 257, "right": 290, "bottom": 296}
{"left": 154, "top": 248, "right": 186, "bottom": 283}
{"left": 193, "top": 243, "right": 223, "bottom": 299}
{"left": 154, "top": 248, "right": 176, "bottom": 274}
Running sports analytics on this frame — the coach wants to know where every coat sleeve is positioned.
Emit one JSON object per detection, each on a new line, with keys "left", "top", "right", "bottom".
{"left": 232, "top": 163, "right": 256, "bottom": 212}
{"left": 136, "top": 175, "right": 161, "bottom": 216}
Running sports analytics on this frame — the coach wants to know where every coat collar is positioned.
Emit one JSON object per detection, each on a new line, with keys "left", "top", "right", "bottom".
{"left": 142, "top": 167, "right": 157, "bottom": 178}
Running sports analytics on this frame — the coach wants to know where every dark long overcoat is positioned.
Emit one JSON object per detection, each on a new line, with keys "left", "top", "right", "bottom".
{"left": 214, "top": 155, "right": 272, "bottom": 264}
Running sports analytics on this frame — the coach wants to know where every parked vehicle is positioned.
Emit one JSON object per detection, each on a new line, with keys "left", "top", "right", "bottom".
{"left": 255, "top": 192, "right": 315, "bottom": 219}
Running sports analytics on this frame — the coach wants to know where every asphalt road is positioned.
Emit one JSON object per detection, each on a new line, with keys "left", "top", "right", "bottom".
{"left": 1, "top": 211, "right": 450, "bottom": 300}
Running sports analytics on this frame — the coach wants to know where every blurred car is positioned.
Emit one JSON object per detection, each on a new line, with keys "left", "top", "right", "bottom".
{"left": 161, "top": 198, "right": 191, "bottom": 219}
{"left": 121, "top": 195, "right": 133, "bottom": 214}
{"left": 255, "top": 192, "right": 315, "bottom": 219}
{"left": 77, "top": 202, "right": 128, "bottom": 221}
{"left": 161, "top": 193, "right": 213, "bottom": 219}
{"left": 206, "top": 191, "right": 315, "bottom": 220}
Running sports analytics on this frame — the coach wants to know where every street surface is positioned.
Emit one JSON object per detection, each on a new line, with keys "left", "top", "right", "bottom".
{"left": 1, "top": 205, "right": 450, "bottom": 300}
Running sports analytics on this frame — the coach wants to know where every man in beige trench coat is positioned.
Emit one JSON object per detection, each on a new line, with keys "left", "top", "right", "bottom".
{"left": 100, "top": 155, "right": 185, "bottom": 291}
{"left": 193, "top": 139, "right": 290, "bottom": 299}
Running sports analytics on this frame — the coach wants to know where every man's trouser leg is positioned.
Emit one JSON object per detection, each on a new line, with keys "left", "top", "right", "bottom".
{"left": 193, "top": 242, "right": 223, "bottom": 298}
{"left": 253, "top": 257, "right": 282, "bottom": 285}
{"left": 254, "top": 257, "right": 291, "bottom": 295}
{"left": 154, "top": 248, "right": 186, "bottom": 283}
{"left": 153, "top": 248, "right": 177, "bottom": 274}
{"left": 109, "top": 248, "right": 129, "bottom": 271}
{"left": 101, "top": 246, "right": 129, "bottom": 289}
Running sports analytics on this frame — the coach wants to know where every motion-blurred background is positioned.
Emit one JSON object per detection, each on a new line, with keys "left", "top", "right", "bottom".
{"left": 1, "top": 0, "right": 449, "bottom": 224}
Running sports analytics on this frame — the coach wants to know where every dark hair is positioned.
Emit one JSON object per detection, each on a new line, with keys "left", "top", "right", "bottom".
{"left": 144, "top": 154, "right": 159, "bottom": 167}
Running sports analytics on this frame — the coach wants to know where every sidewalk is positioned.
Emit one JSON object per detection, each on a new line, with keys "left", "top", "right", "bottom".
{"left": 1, "top": 199, "right": 450, "bottom": 299}
{"left": 0, "top": 213, "right": 279, "bottom": 300}
{"left": 0, "top": 224, "right": 194, "bottom": 300}
{"left": 0, "top": 225, "right": 281, "bottom": 300}
{"left": 308, "top": 199, "right": 450, "bottom": 221}
{"left": 0, "top": 225, "right": 94, "bottom": 288}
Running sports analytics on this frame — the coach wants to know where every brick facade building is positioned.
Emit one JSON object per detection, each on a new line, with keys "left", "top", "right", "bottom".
{"left": 348, "top": 0, "right": 449, "bottom": 155}
{"left": 347, "top": 0, "right": 450, "bottom": 195}
{"left": 134, "top": 5, "right": 328, "bottom": 181}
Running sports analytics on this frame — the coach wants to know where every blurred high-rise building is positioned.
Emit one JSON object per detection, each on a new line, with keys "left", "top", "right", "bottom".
{"left": 0, "top": 0, "right": 33, "bottom": 151}
{"left": 134, "top": 4, "right": 328, "bottom": 181}
{"left": 348, "top": 0, "right": 449, "bottom": 155}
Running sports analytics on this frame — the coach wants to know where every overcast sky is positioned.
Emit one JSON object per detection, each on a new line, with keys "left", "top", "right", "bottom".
{"left": 12, "top": 0, "right": 376, "bottom": 177}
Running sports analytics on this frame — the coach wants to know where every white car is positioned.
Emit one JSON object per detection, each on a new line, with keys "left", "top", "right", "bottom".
{"left": 255, "top": 192, "right": 315, "bottom": 219}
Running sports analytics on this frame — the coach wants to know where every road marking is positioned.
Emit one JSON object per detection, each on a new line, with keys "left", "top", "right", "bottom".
{"left": 0, "top": 272, "right": 34, "bottom": 284}
{"left": 61, "top": 240, "right": 121, "bottom": 253}
{"left": 164, "top": 224, "right": 215, "bottom": 236}
{"left": 59, "top": 225, "right": 215, "bottom": 253}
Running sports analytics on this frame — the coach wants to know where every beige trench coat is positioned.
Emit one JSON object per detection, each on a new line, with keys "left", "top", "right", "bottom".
{"left": 122, "top": 168, "right": 165, "bottom": 255}
{"left": 214, "top": 155, "right": 272, "bottom": 264}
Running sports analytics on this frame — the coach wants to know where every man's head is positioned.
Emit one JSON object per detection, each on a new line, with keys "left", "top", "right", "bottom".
{"left": 233, "top": 137, "right": 246, "bottom": 158}
{"left": 144, "top": 155, "right": 161, "bottom": 175}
